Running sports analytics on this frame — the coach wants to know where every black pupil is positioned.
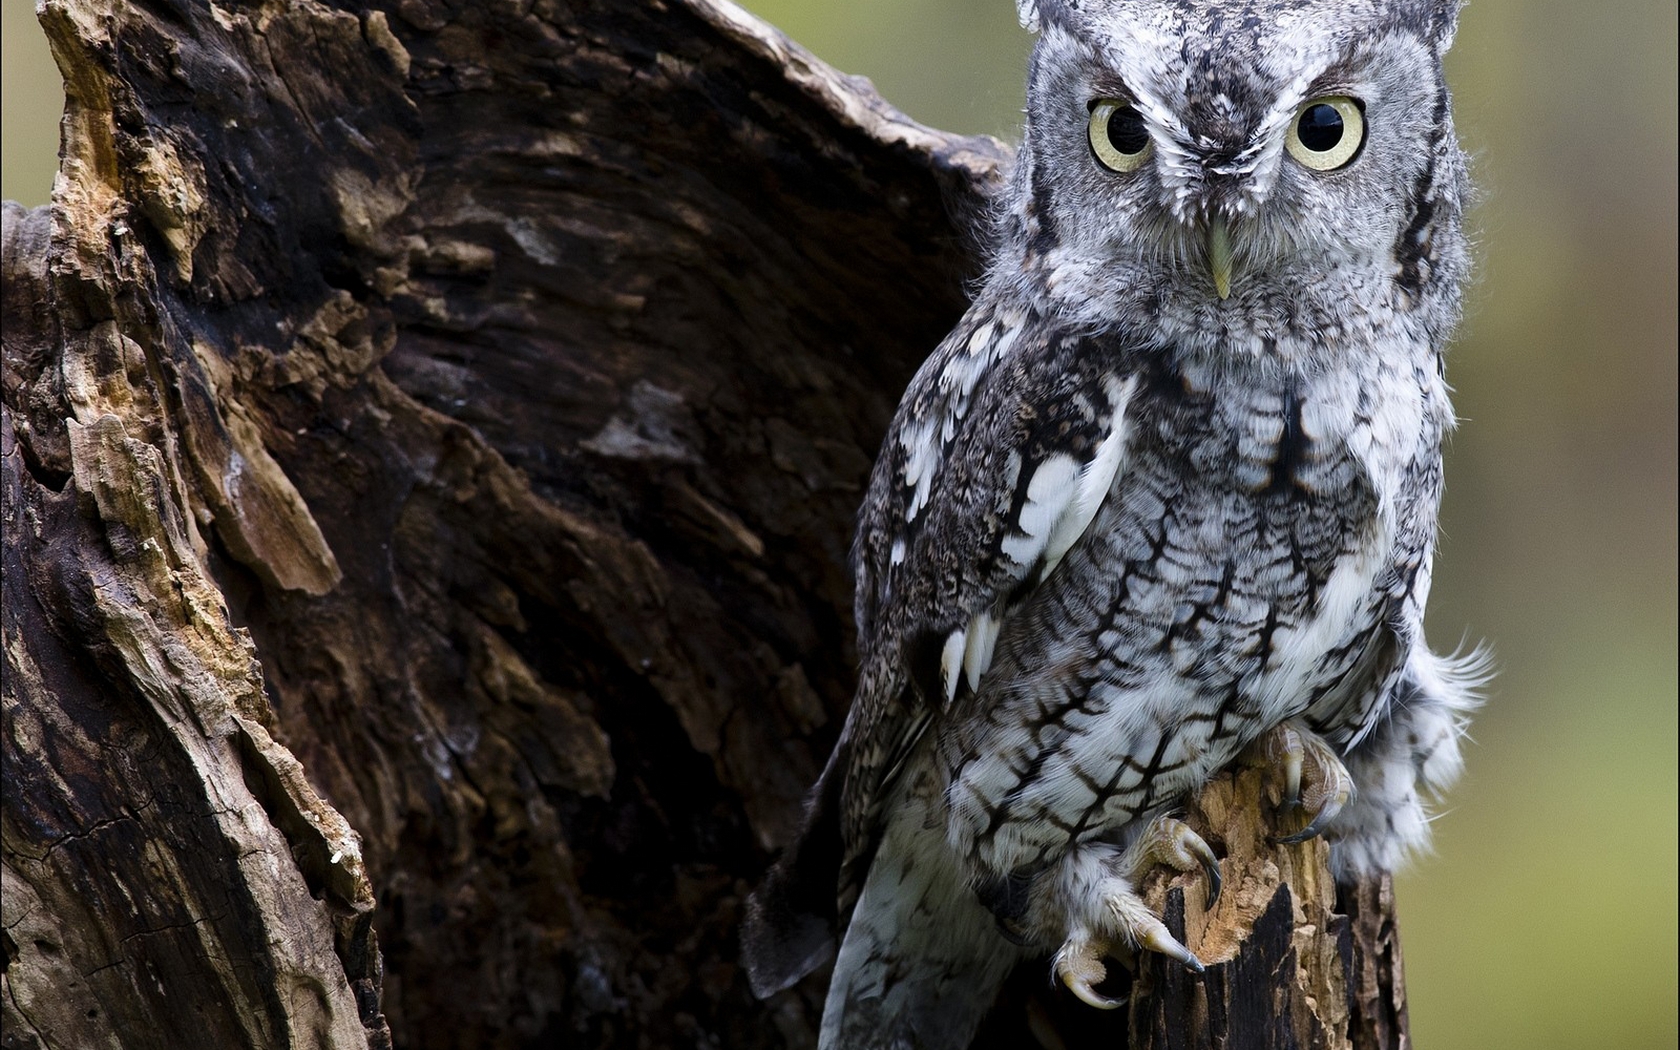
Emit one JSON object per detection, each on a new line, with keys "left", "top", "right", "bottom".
{"left": 1297, "top": 104, "right": 1345, "bottom": 152}
{"left": 1107, "top": 106, "right": 1149, "bottom": 155}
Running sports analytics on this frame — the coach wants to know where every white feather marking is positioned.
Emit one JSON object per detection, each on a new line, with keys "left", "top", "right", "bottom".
{"left": 962, "top": 610, "right": 1001, "bottom": 693}
{"left": 999, "top": 531, "right": 1040, "bottom": 565}
{"left": 998, "top": 453, "right": 1076, "bottom": 568}
{"left": 890, "top": 539, "right": 906, "bottom": 566}
{"left": 999, "top": 374, "right": 1138, "bottom": 573}
{"left": 1258, "top": 536, "right": 1387, "bottom": 737}
{"left": 988, "top": 321, "right": 1023, "bottom": 367}
{"left": 940, "top": 628, "right": 967, "bottom": 704}
{"left": 900, "top": 417, "right": 940, "bottom": 522}
{"left": 900, "top": 313, "right": 1030, "bottom": 524}
{"left": 1017, "top": 453, "right": 1079, "bottom": 536}
{"left": 1042, "top": 375, "right": 1138, "bottom": 574}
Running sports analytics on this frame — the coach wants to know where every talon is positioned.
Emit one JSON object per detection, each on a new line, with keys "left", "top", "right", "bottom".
{"left": 1274, "top": 814, "right": 1330, "bottom": 845}
{"left": 1183, "top": 828, "right": 1223, "bottom": 909}
{"left": 1124, "top": 815, "right": 1223, "bottom": 910}
{"left": 1257, "top": 722, "right": 1354, "bottom": 843}
{"left": 1054, "top": 937, "right": 1125, "bottom": 1009}
{"left": 1136, "top": 918, "right": 1204, "bottom": 974}
{"left": 1275, "top": 723, "right": 1306, "bottom": 805}
{"left": 1049, "top": 835, "right": 1213, "bottom": 1012}
{"left": 1064, "top": 974, "right": 1126, "bottom": 1011}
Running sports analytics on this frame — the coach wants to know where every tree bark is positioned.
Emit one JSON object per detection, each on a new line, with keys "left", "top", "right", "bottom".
{"left": 0, "top": 1, "right": 1408, "bottom": 1048}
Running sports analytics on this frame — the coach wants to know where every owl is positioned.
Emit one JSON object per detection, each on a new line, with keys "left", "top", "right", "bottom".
{"left": 743, "top": 1, "right": 1484, "bottom": 1047}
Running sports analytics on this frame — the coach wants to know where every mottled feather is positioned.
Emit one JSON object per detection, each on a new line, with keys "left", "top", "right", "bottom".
{"left": 744, "top": 2, "right": 1482, "bottom": 1044}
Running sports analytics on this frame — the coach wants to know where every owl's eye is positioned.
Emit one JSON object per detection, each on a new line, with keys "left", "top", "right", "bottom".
{"left": 1088, "top": 100, "right": 1152, "bottom": 172}
{"left": 1285, "top": 96, "right": 1365, "bottom": 171}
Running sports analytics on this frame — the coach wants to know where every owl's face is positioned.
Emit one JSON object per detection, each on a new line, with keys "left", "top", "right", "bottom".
{"left": 1009, "top": 0, "right": 1466, "bottom": 351}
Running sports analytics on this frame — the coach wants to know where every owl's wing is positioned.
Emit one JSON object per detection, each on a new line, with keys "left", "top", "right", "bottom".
{"left": 841, "top": 304, "right": 1141, "bottom": 893}
{"left": 742, "top": 303, "right": 1140, "bottom": 997}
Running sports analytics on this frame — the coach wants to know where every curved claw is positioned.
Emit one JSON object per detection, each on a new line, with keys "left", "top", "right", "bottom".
{"left": 1276, "top": 724, "right": 1306, "bottom": 806}
{"left": 1054, "top": 939, "right": 1126, "bottom": 1010}
{"left": 1063, "top": 972, "right": 1126, "bottom": 1011}
{"left": 1258, "top": 722, "right": 1354, "bottom": 844}
{"left": 1125, "top": 816, "right": 1224, "bottom": 910}
{"left": 1183, "top": 828, "right": 1223, "bottom": 909}
{"left": 1136, "top": 919, "right": 1205, "bottom": 974}
{"left": 1273, "top": 810, "right": 1333, "bottom": 845}
{"left": 1052, "top": 830, "right": 1214, "bottom": 1012}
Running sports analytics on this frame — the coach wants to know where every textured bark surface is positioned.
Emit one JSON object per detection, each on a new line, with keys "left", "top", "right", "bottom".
{"left": 0, "top": 1, "right": 1406, "bottom": 1048}
{"left": 974, "top": 766, "right": 1408, "bottom": 1050}
{"left": 1126, "top": 769, "right": 1411, "bottom": 1050}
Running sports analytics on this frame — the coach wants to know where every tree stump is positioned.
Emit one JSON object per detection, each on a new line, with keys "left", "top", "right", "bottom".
{"left": 0, "top": 1, "right": 1408, "bottom": 1047}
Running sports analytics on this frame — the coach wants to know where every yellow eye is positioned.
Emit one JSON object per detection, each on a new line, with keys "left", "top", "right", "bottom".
{"left": 1285, "top": 96, "right": 1365, "bottom": 171}
{"left": 1088, "top": 99, "right": 1152, "bottom": 172}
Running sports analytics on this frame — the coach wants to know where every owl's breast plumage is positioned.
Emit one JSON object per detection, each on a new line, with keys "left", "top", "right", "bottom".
{"left": 938, "top": 337, "right": 1440, "bottom": 874}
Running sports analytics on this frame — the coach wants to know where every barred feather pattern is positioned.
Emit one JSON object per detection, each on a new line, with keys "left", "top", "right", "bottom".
{"left": 741, "top": 2, "right": 1480, "bottom": 1046}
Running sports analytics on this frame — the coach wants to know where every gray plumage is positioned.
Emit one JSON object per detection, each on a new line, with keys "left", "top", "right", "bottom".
{"left": 744, "top": 2, "right": 1484, "bottom": 1047}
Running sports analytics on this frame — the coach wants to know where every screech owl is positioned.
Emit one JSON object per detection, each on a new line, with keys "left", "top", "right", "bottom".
{"left": 744, "top": 1, "right": 1486, "bottom": 1047}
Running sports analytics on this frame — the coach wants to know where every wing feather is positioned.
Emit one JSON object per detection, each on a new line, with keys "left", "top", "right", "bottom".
{"left": 838, "top": 305, "right": 1142, "bottom": 907}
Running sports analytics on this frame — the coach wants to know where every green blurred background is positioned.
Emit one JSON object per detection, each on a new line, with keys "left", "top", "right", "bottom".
{"left": 5, "top": 0, "right": 1675, "bottom": 1046}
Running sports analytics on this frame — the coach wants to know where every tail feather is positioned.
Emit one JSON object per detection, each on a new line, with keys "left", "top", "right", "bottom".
{"left": 742, "top": 740, "right": 849, "bottom": 998}
{"left": 819, "top": 774, "right": 1024, "bottom": 1050}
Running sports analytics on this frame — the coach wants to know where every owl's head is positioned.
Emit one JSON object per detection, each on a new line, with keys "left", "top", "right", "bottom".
{"left": 1002, "top": 0, "right": 1470, "bottom": 350}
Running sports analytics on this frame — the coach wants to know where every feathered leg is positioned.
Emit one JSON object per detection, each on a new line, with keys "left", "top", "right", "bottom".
{"left": 1038, "top": 815, "right": 1221, "bottom": 1009}
{"left": 1329, "top": 645, "right": 1486, "bottom": 878}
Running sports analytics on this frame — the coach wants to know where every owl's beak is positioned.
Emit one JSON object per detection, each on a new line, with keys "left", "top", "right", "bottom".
{"left": 1206, "top": 216, "right": 1233, "bottom": 299}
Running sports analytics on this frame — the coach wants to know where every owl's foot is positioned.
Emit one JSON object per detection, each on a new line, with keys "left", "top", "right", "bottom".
{"left": 1048, "top": 815, "right": 1219, "bottom": 1010}
{"left": 1249, "top": 721, "right": 1355, "bottom": 844}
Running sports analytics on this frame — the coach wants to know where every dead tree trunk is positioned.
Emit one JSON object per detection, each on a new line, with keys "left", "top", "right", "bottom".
{"left": 0, "top": 1, "right": 1409, "bottom": 1048}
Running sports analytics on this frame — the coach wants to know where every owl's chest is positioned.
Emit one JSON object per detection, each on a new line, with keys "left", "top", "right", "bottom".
{"left": 1113, "top": 367, "right": 1397, "bottom": 596}
{"left": 1054, "top": 359, "right": 1434, "bottom": 710}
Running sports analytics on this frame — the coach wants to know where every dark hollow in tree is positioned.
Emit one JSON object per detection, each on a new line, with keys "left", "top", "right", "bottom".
{"left": 1, "top": 0, "right": 1407, "bottom": 1047}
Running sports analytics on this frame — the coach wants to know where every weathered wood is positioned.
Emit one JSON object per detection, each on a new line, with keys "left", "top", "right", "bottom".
{"left": 970, "top": 766, "right": 1407, "bottom": 1050}
{"left": 1124, "top": 768, "right": 1408, "bottom": 1050}
{"left": 1, "top": 1, "right": 1407, "bottom": 1047}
